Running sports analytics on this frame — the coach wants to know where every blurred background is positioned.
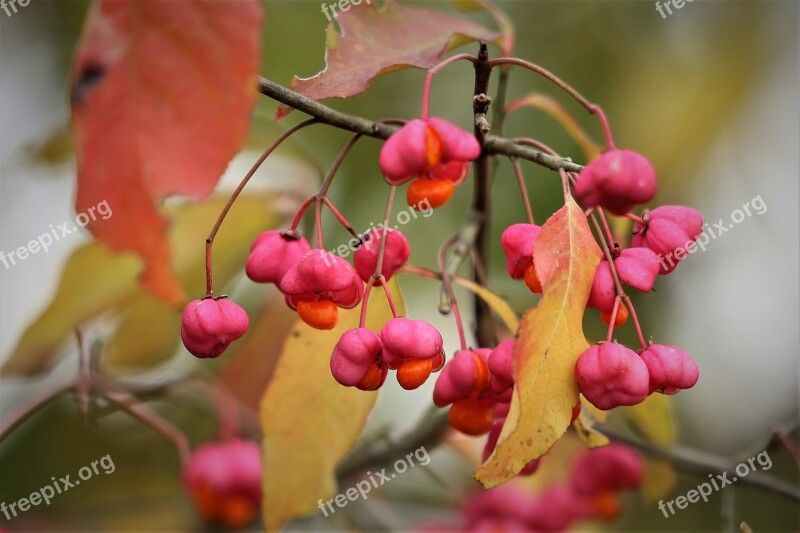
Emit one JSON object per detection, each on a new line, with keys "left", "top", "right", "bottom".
{"left": 1, "top": 0, "right": 798, "bottom": 531}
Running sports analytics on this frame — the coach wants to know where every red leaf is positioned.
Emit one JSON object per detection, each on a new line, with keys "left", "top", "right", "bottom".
{"left": 276, "top": 0, "right": 496, "bottom": 119}
{"left": 71, "top": 0, "right": 263, "bottom": 305}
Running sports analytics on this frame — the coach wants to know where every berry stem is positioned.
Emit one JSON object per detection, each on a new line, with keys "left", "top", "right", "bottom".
{"left": 625, "top": 212, "right": 646, "bottom": 226}
{"left": 314, "top": 199, "right": 324, "bottom": 249}
{"left": 509, "top": 157, "right": 535, "bottom": 224}
{"left": 322, "top": 197, "right": 360, "bottom": 241}
{"left": 488, "top": 57, "right": 616, "bottom": 149}
{"left": 378, "top": 276, "right": 399, "bottom": 318}
{"left": 421, "top": 54, "right": 478, "bottom": 120}
{"left": 596, "top": 208, "right": 616, "bottom": 249}
{"left": 372, "top": 185, "right": 397, "bottom": 281}
{"left": 318, "top": 133, "right": 362, "bottom": 197}
{"left": 205, "top": 118, "right": 317, "bottom": 297}
{"left": 439, "top": 236, "right": 468, "bottom": 351}
{"left": 588, "top": 211, "right": 648, "bottom": 349}
{"left": 623, "top": 295, "right": 648, "bottom": 349}
{"left": 288, "top": 195, "right": 316, "bottom": 232}
{"left": 359, "top": 280, "right": 373, "bottom": 329}
{"left": 606, "top": 296, "right": 621, "bottom": 343}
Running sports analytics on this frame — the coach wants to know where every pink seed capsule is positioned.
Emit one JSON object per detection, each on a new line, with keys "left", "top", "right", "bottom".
{"left": 640, "top": 343, "right": 699, "bottom": 394}
{"left": 575, "top": 342, "right": 650, "bottom": 410}
{"left": 500, "top": 223, "right": 542, "bottom": 280}
{"left": 245, "top": 230, "right": 311, "bottom": 285}
{"left": 570, "top": 443, "right": 643, "bottom": 495}
{"left": 380, "top": 317, "right": 444, "bottom": 367}
{"left": 632, "top": 205, "right": 703, "bottom": 274}
{"left": 575, "top": 149, "right": 657, "bottom": 216}
{"left": 182, "top": 439, "right": 261, "bottom": 528}
{"left": 330, "top": 328, "right": 386, "bottom": 389}
{"left": 378, "top": 118, "right": 480, "bottom": 185}
{"left": 181, "top": 298, "right": 249, "bottom": 358}
{"left": 279, "top": 250, "right": 363, "bottom": 310}
{"left": 353, "top": 228, "right": 411, "bottom": 283}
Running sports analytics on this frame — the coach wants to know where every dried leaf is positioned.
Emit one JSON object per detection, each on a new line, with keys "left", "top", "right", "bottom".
{"left": 277, "top": 0, "right": 496, "bottom": 118}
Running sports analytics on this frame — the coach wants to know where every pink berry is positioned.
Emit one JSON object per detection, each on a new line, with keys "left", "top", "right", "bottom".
{"left": 500, "top": 223, "right": 542, "bottom": 280}
{"left": 575, "top": 149, "right": 657, "bottom": 215}
{"left": 353, "top": 228, "right": 411, "bottom": 283}
{"left": 463, "top": 485, "right": 535, "bottom": 531}
{"left": 379, "top": 118, "right": 480, "bottom": 185}
{"left": 570, "top": 443, "right": 643, "bottom": 495}
{"left": 487, "top": 339, "right": 515, "bottom": 394}
{"left": 526, "top": 485, "right": 587, "bottom": 531}
{"left": 181, "top": 298, "right": 249, "bottom": 358}
{"left": 587, "top": 247, "right": 661, "bottom": 311}
{"left": 575, "top": 343, "right": 650, "bottom": 410}
{"left": 433, "top": 348, "right": 491, "bottom": 407}
{"left": 380, "top": 317, "right": 444, "bottom": 368}
{"left": 279, "top": 250, "right": 363, "bottom": 310}
{"left": 426, "top": 118, "right": 482, "bottom": 163}
{"left": 182, "top": 439, "right": 261, "bottom": 527}
{"left": 245, "top": 230, "right": 310, "bottom": 285}
{"left": 613, "top": 247, "right": 660, "bottom": 293}
{"left": 632, "top": 205, "right": 704, "bottom": 274}
{"left": 587, "top": 260, "right": 616, "bottom": 312}
{"left": 640, "top": 344, "right": 699, "bottom": 394}
{"left": 330, "top": 328, "right": 386, "bottom": 389}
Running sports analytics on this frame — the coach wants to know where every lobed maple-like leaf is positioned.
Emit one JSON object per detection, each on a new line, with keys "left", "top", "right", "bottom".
{"left": 260, "top": 280, "right": 405, "bottom": 531}
{"left": 476, "top": 197, "right": 601, "bottom": 487}
{"left": 70, "top": 0, "right": 263, "bottom": 305}
{"left": 276, "top": 0, "right": 497, "bottom": 118}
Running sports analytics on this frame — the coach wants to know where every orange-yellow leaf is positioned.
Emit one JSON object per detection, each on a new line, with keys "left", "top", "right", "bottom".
{"left": 260, "top": 279, "right": 405, "bottom": 531}
{"left": 71, "top": 0, "right": 263, "bottom": 304}
{"left": 475, "top": 198, "right": 600, "bottom": 487}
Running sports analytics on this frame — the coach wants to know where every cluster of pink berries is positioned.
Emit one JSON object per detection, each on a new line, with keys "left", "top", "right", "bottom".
{"left": 182, "top": 439, "right": 262, "bottom": 528}
{"left": 433, "top": 338, "right": 579, "bottom": 473}
{"left": 422, "top": 444, "right": 643, "bottom": 532}
{"left": 180, "top": 118, "right": 481, "bottom": 395}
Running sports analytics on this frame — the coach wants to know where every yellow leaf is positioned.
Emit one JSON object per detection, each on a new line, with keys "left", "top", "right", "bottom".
{"left": 573, "top": 415, "right": 610, "bottom": 449}
{"left": 506, "top": 93, "right": 602, "bottom": 161}
{"left": 2, "top": 244, "right": 142, "bottom": 376}
{"left": 476, "top": 198, "right": 600, "bottom": 487}
{"left": 260, "top": 279, "right": 405, "bottom": 531}
{"left": 4, "top": 195, "right": 284, "bottom": 374}
{"left": 623, "top": 393, "right": 675, "bottom": 447}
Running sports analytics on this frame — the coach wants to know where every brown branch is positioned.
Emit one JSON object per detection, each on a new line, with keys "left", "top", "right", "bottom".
{"left": 257, "top": 77, "right": 584, "bottom": 174}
